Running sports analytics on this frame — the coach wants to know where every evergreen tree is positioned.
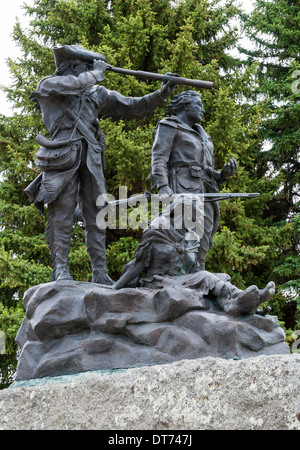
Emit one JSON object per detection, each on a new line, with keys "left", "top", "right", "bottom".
{"left": 239, "top": 0, "right": 300, "bottom": 333}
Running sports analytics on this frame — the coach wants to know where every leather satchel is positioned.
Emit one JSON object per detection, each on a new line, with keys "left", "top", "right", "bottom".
{"left": 35, "top": 139, "right": 81, "bottom": 172}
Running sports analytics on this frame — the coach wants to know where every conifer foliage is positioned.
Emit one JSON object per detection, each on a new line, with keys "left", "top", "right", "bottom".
{"left": 240, "top": 0, "right": 299, "bottom": 339}
{"left": 0, "top": 0, "right": 299, "bottom": 387}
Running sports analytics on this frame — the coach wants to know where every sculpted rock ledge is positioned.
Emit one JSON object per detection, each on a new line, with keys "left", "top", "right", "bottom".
{"left": 15, "top": 279, "right": 289, "bottom": 381}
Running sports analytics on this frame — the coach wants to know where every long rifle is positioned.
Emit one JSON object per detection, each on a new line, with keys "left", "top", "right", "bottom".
{"left": 107, "top": 66, "right": 214, "bottom": 90}
{"left": 105, "top": 192, "right": 260, "bottom": 207}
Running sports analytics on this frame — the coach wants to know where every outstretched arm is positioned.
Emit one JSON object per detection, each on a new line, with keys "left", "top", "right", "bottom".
{"left": 97, "top": 77, "right": 176, "bottom": 121}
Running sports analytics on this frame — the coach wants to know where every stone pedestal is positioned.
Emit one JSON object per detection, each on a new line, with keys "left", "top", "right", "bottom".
{"left": 1, "top": 355, "right": 299, "bottom": 430}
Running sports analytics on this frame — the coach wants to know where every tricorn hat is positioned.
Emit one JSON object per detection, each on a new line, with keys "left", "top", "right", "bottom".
{"left": 53, "top": 44, "right": 107, "bottom": 68}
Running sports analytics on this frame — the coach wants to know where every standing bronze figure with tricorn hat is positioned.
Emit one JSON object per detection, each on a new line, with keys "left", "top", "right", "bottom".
{"left": 25, "top": 44, "right": 178, "bottom": 284}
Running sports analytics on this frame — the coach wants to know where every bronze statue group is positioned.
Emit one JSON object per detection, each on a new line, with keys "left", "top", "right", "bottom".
{"left": 26, "top": 44, "right": 275, "bottom": 317}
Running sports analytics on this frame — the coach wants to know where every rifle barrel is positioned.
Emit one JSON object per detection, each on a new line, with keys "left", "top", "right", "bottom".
{"left": 107, "top": 66, "right": 214, "bottom": 90}
{"left": 107, "top": 192, "right": 260, "bottom": 207}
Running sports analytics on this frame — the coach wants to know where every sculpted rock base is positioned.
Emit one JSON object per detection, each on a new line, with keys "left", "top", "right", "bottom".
{"left": 15, "top": 280, "right": 289, "bottom": 381}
